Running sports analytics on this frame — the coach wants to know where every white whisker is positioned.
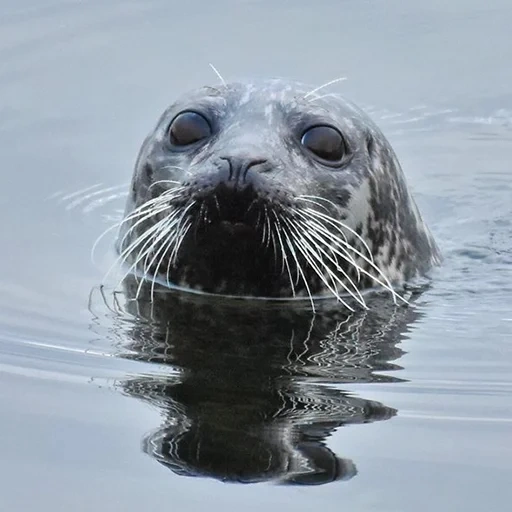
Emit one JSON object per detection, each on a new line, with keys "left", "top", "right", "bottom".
{"left": 285, "top": 218, "right": 362, "bottom": 308}
{"left": 303, "top": 77, "right": 347, "bottom": 99}
{"left": 148, "top": 180, "right": 184, "bottom": 191}
{"left": 83, "top": 191, "right": 129, "bottom": 214}
{"left": 281, "top": 219, "right": 316, "bottom": 312}
{"left": 286, "top": 221, "right": 355, "bottom": 311}
{"left": 294, "top": 221, "right": 367, "bottom": 308}
{"left": 137, "top": 217, "right": 180, "bottom": 300}
{"left": 169, "top": 219, "right": 193, "bottom": 268}
{"left": 169, "top": 202, "right": 196, "bottom": 264}
{"left": 301, "top": 206, "right": 374, "bottom": 261}
{"left": 65, "top": 184, "right": 128, "bottom": 211}
{"left": 297, "top": 214, "right": 407, "bottom": 303}
{"left": 91, "top": 200, "right": 174, "bottom": 265}
{"left": 58, "top": 183, "right": 104, "bottom": 201}
{"left": 114, "top": 215, "right": 174, "bottom": 286}
{"left": 271, "top": 211, "right": 296, "bottom": 298}
{"left": 209, "top": 63, "right": 227, "bottom": 86}
{"left": 295, "top": 195, "right": 332, "bottom": 214}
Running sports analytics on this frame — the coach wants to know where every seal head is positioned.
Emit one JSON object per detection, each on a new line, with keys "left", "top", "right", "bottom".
{"left": 118, "top": 80, "right": 440, "bottom": 305}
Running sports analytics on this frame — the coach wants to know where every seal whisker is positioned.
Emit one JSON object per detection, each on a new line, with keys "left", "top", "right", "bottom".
{"left": 213, "top": 194, "right": 221, "bottom": 216}
{"left": 298, "top": 215, "right": 406, "bottom": 303}
{"left": 92, "top": 199, "right": 172, "bottom": 264}
{"left": 115, "top": 204, "right": 179, "bottom": 264}
{"left": 150, "top": 229, "right": 177, "bottom": 298}
{"left": 297, "top": 195, "right": 343, "bottom": 213}
{"left": 294, "top": 212, "right": 360, "bottom": 277}
{"left": 158, "top": 202, "right": 198, "bottom": 284}
{"left": 197, "top": 200, "right": 210, "bottom": 233}
{"left": 299, "top": 215, "right": 383, "bottom": 280}
{"left": 286, "top": 219, "right": 366, "bottom": 308}
{"left": 169, "top": 218, "right": 193, "bottom": 269}
{"left": 101, "top": 210, "right": 172, "bottom": 283}
{"left": 148, "top": 180, "right": 185, "bottom": 191}
{"left": 295, "top": 210, "right": 364, "bottom": 260}
{"left": 137, "top": 219, "right": 179, "bottom": 300}
{"left": 117, "top": 190, "right": 190, "bottom": 241}
{"left": 278, "top": 217, "right": 301, "bottom": 290}
{"left": 140, "top": 214, "right": 180, "bottom": 275}
{"left": 113, "top": 215, "right": 175, "bottom": 289}
{"left": 303, "top": 77, "right": 347, "bottom": 99}
{"left": 132, "top": 231, "right": 176, "bottom": 300}
{"left": 260, "top": 209, "right": 268, "bottom": 248}
{"left": 271, "top": 210, "right": 296, "bottom": 298}
{"left": 164, "top": 233, "right": 181, "bottom": 286}
{"left": 111, "top": 195, "right": 180, "bottom": 243}
{"left": 136, "top": 210, "right": 190, "bottom": 300}
{"left": 92, "top": 220, "right": 128, "bottom": 265}
{"left": 287, "top": 224, "right": 355, "bottom": 311}
{"left": 306, "top": 92, "right": 344, "bottom": 103}
{"left": 301, "top": 207, "right": 374, "bottom": 262}
{"left": 114, "top": 203, "right": 186, "bottom": 276}
{"left": 158, "top": 164, "right": 186, "bottom": 173}
{"left": 208, "top": 63, "right": 227, "bottom": 86}
{"left": 83, "top": 191, "right": 129, "bottom": 214}
{"left": 169, "top": 202, "right": 197, "bottom": 266}
{"left": 120, "top": 213, "right": 177, "bottom": 269}
{"left": 264, "top": 206, "right": 274, "bottom": 253}
{"left": 164, "top": 229, "right": 182, "bottom": 286}
{"left": 63, "top": 184, "right": 129, "bottom": 211}
{"left": 137, "top": 188, "right": 187, "bottom": 211}
{"left": 295, "top": 195, "right": 332, "bottom": 214}
{"left": 294, "top": 220, "right": 368, "bottom": 308}
{"left": 57, "top": 183, "right": 104, "bottom": 202}
{"left": 268, "top": 213, "right": 279, "bottom": 268}
{"left": 280, "top": 219, "right": 316, "bottom": 312}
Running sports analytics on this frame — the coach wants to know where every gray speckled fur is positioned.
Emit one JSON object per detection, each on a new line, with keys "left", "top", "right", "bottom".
{"left": 119, "top": 79, "right": 441, "bottom": 298}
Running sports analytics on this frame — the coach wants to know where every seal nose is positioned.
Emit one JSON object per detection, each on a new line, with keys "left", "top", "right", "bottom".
{"left": 218, "top": 155, "right": 270, "bottom": 191}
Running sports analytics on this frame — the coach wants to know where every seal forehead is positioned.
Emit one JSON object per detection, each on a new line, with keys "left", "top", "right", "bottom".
{"left": 171, "top": 79, "right": 363, "bottom": 121}
{"left": 229, "top": 82, "right": 377, "bottom": 142}
{"left": 235, "top": 80, "right": 302, "bottom": 105}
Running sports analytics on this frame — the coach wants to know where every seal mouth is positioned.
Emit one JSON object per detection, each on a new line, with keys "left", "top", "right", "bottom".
{"left": 197, "top": 184, "right": 263, "bottom": 238}
{"left": 154, "top": 185, "right": 278, "bottom": 296}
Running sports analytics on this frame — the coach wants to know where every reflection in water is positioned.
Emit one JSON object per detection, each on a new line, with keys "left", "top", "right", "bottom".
{"left": 97, "top": 278, "right": 425, "bottom": 485}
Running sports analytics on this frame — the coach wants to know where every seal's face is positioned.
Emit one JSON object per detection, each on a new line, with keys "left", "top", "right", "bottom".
{"left": 118, "top": 80, "right": 440, "bottom": 306}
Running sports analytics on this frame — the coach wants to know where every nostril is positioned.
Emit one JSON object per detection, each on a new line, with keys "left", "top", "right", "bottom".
{"left": 245, "top": 159, "right": 271, "bottom": 176}
{"left": 219, "top": 156, "right": 271, "bottom": 184}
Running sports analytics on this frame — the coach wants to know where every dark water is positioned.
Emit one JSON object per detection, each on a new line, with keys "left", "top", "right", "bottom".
{"left": 1, "top": 0, "right": 511, "bottom": 510}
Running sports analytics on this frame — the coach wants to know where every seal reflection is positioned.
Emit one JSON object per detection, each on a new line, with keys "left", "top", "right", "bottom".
{"left": 112, "top": 278, "right": 422, "bottom": 485}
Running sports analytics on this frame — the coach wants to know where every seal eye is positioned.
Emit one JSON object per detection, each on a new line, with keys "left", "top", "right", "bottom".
{"left": 169, "top": 111, "right": 212, "bottom": 146}
{"left": 301, "top": 125, "right": 346, "bottom": 163}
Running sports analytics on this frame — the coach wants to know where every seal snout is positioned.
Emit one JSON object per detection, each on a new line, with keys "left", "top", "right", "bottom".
{"left": 193, "top": 155, "right": 272, "bottom": 231}
{"left": 217, "top": 155, "right": 271, "bottom": 191}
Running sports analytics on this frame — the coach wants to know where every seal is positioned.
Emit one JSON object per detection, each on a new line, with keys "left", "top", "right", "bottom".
{"left": 116, "top": 79, "right": 441, "bottom": 308}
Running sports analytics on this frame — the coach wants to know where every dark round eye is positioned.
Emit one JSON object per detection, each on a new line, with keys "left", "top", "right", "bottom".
{"left": 301, "top": 125, "right": 346, "bottom": 163}
{"left": 169, "top": 111, "right": 212, "bottom": 146}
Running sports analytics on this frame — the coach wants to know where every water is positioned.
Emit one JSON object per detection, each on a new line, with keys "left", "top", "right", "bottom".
{"left": 1, "top": 0, "right": 511, "bottom": 510}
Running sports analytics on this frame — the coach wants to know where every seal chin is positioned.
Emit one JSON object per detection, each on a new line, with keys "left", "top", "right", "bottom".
{"left": 217, "top": 220, "right": 256, "bottom": 237}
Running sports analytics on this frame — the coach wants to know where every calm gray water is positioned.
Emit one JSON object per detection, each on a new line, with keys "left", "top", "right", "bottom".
{"left": 1, "top": 0, "right": 511, "bottom": 510}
